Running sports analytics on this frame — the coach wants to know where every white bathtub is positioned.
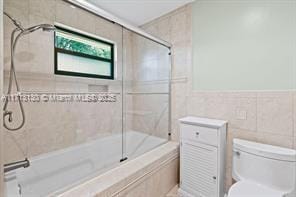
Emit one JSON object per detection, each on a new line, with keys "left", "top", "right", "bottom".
{"left": 5, "top": 131, "right": 167, "bottom": 197}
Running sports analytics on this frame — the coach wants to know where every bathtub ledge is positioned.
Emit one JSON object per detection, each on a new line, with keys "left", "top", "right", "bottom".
{"left": 57, "top": 141, "right": 179, "bottom": 197}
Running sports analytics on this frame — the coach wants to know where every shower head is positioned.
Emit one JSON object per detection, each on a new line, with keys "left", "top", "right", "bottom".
{"left": 42, "top": 25, "right": 56, "bottom": 32}
{"left": 23, "top": 24, "right": 56, "bottom": 34}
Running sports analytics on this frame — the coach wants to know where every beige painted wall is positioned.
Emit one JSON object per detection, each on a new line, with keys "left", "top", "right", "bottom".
{"left": 142, "top": 3, "right": 296, "bottom": 192}
{"left": 192, "top": 1, "right": 296, "bottom": 91}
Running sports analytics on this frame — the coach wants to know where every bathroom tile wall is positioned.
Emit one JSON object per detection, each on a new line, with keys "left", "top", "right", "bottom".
{"left": 122, "top": 30, "right": 134, "bottom": 133}
{"left": 59, "top": 142, "right": 179, "bottom": 196}
{"left": 116, "top": 157, "right": 178, "bottom": 197}
{"left": 142, "top": 3, "right": 296, "bottom": 192}
{"left": 3, "top": 0, "right": 172, "bottom": 164}
{"left": 128, "top": 32, "right": 170, "bottom": 139}
{"left": 3, "top": 0, "right": 125, "bottom": 163}
{"left": 141, "top": 4, "right": 192, "bottom": 142}
{"left": 187, "top": 91, "right": 296, "bottom": 189}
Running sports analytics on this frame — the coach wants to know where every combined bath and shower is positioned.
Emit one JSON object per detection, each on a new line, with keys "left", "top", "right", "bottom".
{"left": 3, "top": 12, "right": 56, "bottom": 131}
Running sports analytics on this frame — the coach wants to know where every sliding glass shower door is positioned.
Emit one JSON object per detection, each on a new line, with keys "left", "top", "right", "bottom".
{"left": 2, "top": 0, "right": 171, "bottom": 194}
{"left": 122, "top": 28, "right": 171, "bottom": 160}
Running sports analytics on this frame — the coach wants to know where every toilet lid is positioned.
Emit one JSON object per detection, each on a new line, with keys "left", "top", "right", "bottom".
{"left": 228, "top": 181, "right": 284, "bottom": 197}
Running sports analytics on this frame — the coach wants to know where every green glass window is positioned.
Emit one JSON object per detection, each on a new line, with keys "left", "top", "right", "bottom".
{"left": 54, "top": 26, "right": 114, "bottom": 79}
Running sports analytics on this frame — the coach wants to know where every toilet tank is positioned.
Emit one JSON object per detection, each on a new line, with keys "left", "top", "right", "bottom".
{"left": 232, "top": 138, "right": 296, "bottom": 194}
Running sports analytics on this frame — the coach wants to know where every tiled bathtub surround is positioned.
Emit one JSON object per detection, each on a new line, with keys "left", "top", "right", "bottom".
{"left": 123, "top": 30, "right": 170, "bottom": 140}
{"left": 58, "top": 142, "right": 179, "bottom": 197}
{"left": 142, "top": 3, "right": 296, "bottom": 192}
{"left": 141, "top": 4, "right": 192, "bottom": 142}
{"left": 3, "top": 0, "right": 125, "bottom": 163}
{"left": 3, "top": 0, "right": 171, "bottom": 166}
{"left": 141, "top": 6, "right": 192, "bottom": 191}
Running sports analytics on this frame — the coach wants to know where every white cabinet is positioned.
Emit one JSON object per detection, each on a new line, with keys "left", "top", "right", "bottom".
{"left": 179, "top": 116, "right": 227, "bottom": 197}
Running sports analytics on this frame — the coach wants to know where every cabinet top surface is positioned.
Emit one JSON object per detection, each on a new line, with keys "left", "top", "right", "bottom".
{"left": 179, "top": 116, "right": 227, "bottom": 129}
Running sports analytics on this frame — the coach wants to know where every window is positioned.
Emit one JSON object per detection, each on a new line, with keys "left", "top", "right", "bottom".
{"left": 54, "top": 26, "right": 114, "bottom": 79}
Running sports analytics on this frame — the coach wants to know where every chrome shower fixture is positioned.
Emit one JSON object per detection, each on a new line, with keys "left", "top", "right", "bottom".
{"left": 3, "top": 12, "right": 56, "bottom": 131}
{"left": 22, "top": 24, "right": 57, "bottom": 35}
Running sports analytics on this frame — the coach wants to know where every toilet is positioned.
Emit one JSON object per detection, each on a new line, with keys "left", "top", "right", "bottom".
{"left": 228, "top": 139, "right": 296, "bottom": 197}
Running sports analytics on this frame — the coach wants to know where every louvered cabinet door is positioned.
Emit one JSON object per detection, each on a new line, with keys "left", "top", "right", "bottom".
{"left": 180, "top": 141, "right": 218, "bottom": 197}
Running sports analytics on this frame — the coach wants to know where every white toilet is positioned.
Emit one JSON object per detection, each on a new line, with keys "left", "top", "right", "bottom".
{"left": 228, "top": 138, "right": 296, "bottom": 197}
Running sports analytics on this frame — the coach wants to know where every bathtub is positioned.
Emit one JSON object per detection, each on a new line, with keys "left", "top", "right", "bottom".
{"left": 4, "top": 131, "right": 167, "bottom": 197}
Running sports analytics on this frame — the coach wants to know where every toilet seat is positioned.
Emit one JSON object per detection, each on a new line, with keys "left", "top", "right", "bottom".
{"left": 228, "top": 181, "right": 284, "bottom": 197}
